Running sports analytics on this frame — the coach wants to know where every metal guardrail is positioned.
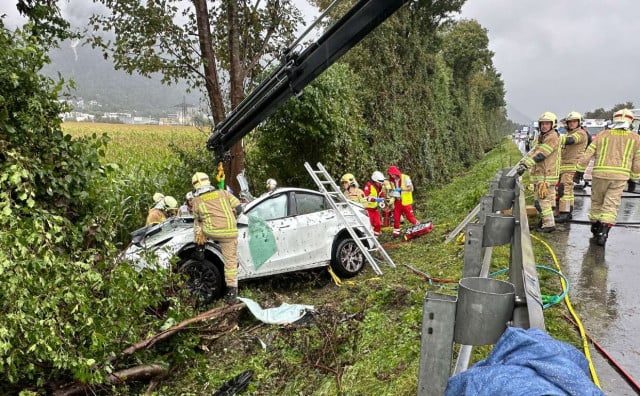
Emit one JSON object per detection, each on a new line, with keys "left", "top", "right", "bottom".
{"left": 417, "top": 168, "right": 545, "bottom": 396}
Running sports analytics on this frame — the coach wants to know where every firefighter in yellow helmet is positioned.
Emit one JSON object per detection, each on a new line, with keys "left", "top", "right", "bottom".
{"left": 190, "top": 171, "right": 243, "bottom": 302}
{"left": 576, "top": 108, "right": 640, "bottom": 245}
{"left": 340, "top": 173, "right": 366, "bottom": 204}
{"left": 146, "top": 195, "right": 178, "bottom": 225}
{"left": 517, "top": 111, "right": 561, "bottom": 232}
{"left": 555, "top": 111, "right": 589, "bottom": 223}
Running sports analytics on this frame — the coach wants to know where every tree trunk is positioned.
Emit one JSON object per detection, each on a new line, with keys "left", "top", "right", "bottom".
{"left": 52, "top": 364, "right": 169, "bottom": 396}
{"left": 193, "top": 0, "right": 225, "bottom": 124}
{"left": 226, "top": 0, "right": 244, "bottom": 194}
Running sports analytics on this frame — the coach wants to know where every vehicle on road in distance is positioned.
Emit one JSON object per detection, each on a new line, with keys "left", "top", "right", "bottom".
{"left": 122, "top": 187, "right": 373, "bottom": 302}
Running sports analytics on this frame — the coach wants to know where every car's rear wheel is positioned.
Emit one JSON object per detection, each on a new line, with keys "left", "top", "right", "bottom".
{"left": 178, "top": 258, "right": 224, "bottom": 304}
{"left": 331, "top": 237, "right": 365, "bottom": 278}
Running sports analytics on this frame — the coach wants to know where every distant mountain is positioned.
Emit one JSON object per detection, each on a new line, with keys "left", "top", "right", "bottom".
{"left": 43, "top": 41, "right": 204, "bottom": 117}
{"left": 506, "top": 104, "right": 534, "bottom": 125}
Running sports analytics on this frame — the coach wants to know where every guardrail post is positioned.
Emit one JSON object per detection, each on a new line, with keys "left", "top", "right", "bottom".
{"left": 417, "top": 292, "right": 457, "bottom": 396}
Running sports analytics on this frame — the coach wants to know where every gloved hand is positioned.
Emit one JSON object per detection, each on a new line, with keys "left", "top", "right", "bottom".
{"left": 394, "top": 187, "right": 402, "bottom": 193}
{"left": 375, "top": 198, "right": 384, "bottom": 203}
{"left": 516, "top": 165, "right": 527, "bottom": 176}
{"left": 573, "top": 171, "right": 584, "bottom": 184}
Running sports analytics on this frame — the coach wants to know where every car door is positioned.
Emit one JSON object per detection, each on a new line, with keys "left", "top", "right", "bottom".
{"left": 285, "top": 191, "right": 340, "bottom": 267}
{"left": 237, "top": 192, "right": 297, "bottom": 277}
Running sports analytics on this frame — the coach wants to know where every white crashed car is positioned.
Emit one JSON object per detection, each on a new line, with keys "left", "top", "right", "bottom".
{"left": 122, "top": 187, "right": 373, "bottom": 302}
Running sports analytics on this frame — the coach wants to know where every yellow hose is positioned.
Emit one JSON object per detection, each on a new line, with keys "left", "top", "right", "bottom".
{"left": 531, "top": 234, "right": 601, "bottom": 388}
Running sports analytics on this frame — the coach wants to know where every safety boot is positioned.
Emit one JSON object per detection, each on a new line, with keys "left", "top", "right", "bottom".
{"left": 590, "top": 221, "right": 602, "bottom": 237}
{"left": 224, "top": 286, "right": 238, "bottom": 304}
{"left": 554, "top": 212, "right": 572, "bottom": 224}
{"left": 596, "top": 224, "right": 611, "bottom": 246}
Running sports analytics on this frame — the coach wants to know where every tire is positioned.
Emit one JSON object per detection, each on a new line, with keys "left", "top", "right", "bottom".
{"left": 330, "top": 237, "right": 365, "bottom": 278}
{"left": 178, "top": 258, "right": 224, "bottom": 304}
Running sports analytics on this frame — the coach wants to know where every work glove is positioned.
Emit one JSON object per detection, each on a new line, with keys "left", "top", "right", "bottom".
{"left": 375, "top": 198, "right": 384, "bottom": 203}
{"left": 573, "top": 171, "right": 584, "bottom": 184}
{"left": 537, "top": 182, "right": 548, "bottom": 200}
{"left": 394, "top": 187, "right": 402, "bottom": 193}
{"left": 516, "top": 165, "right": 527, "bottom": 176}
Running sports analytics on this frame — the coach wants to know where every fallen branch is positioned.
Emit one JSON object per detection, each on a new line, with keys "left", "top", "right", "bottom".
{"left": 122, "top": 301, "right": 245, "bottom": 356}
{"left": 53, "top": 364, "right": 168, "bottom": 396}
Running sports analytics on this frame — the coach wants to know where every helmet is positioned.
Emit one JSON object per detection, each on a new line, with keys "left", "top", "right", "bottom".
{"left": 266, "top": 178, "right": 277, "bottom": 191}
{"left": 538, "top": 112, "right": 558, "bottom": 129}
{"left": 185, "top": 191, "right": 193, "bottom": 201}
{"left": 192, "top": 172, "right": 210, "bottom": 188}
{"left": 340, "top": 173, "right": 357, "bottom": 187}
{"left": 371, "top": 171, "right": 385, "bottom": 183}
{"left": 152, "top": 192, "right": 165, "bottom": 203}
{"left": 163, "top": 196, "right": 178, "bottom": 210}
{"left": 565, "top": 111, "right": 582, "bottom": 125}
{"left": 611, "top": 108, "right": 634, "bottom": 129}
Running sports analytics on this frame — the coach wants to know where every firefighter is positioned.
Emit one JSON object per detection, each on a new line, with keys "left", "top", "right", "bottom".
{"left": 575, "top": 109, "right": 640, "bottom": 246}
{"left": 363, "top": 171, "right": 385, "bottom": 236}
{"left": 266, "top": 178, "right": 278, "bottom": 193}
{"left": 555, "top": 111, "right": 589, "bottom": 223}
{"left": 387, "top": 165, "right": 419, "bottom": 238}
{"left": 191, "top": 172, "right": 243, "bottom": 303}
{"left": 341, "top": 173, "right": 366, "bottom": 204}
{"left": 146, "top": 195, "right": 178, "bottom": 225}
{"left": 517, "top": 112, "right": 561, "bottom": 232}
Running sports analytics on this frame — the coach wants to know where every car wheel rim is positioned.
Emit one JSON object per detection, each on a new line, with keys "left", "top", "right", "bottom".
{"left": 184, "top": 262, "right": 219, "bottom": 302}
{"left": 340, "top": 241, "right": 364, "bottom": 272}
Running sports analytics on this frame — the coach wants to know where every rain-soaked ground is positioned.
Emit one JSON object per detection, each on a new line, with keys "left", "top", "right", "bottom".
{"left": 516, "top": 138, "right": 640, "bottom": 394}
{"left": 544, "top": 186, "right": 640, "bottom": 395}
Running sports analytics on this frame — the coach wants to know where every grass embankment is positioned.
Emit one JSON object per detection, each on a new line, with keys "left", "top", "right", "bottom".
{"left": 153, "top": 137, "right": 580, "bottom": 395}
{"left": 61, "top": 124, "right": 580, "bottom": 394}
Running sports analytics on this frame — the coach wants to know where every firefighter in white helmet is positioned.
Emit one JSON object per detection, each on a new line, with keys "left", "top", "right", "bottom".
{"left": 191, "top": 171, "right": 243, "bottom": 303}
{"left": 340, "top": 173, "right": 365, "bottom": 204}
{"left": 265, "top": 178, "right": 278, "bottom": 193}
{"left": 576, "top": 108, "right": 640, "bottom": 245}
{"left": 555, "top": 111, "right": 589, "bottom": 223}
{"left": 363, "top": 171, "right": 386, "bottom": 236}
{"left": 517, "top": 111, "right": 561, "bottom": 232}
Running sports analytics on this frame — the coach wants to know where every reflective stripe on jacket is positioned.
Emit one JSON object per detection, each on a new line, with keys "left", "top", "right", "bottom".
{"left": 363, "top": 181, "right": 379, "bottom": 209}
{"left": 559, "top": 127, "right": 588, "bottom": 172}
{"left": 399, "top": 174, "right": 414, "bottom": 206}
{"left": 527, "top": 130, "right": 560, "bottom": 183}
{"left": 192, "top": 189, "right": 240, "bottom": 238}
{"left": 577, "top": 129, "right": 640, "bottom": 181}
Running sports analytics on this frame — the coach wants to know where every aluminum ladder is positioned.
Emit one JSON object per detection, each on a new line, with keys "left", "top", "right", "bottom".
{"left": 304, "top": 161, "right": 396, "bottom": 275}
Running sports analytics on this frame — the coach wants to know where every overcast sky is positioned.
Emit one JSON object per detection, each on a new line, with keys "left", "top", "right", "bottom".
{"left": 460, "top": 0, "right": 639, "bottom": 123}
{"left": 2, "top": 1, "right": 638, "bottom": 123}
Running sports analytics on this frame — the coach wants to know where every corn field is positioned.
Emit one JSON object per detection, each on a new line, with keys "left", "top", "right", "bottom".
{"left": 62, "top": 122, "right": 211, "bottom": 245}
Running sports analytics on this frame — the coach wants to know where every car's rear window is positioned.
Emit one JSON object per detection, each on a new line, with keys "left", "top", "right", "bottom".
{"left": 295, "top": 193, "right": 327, "bottom": 215}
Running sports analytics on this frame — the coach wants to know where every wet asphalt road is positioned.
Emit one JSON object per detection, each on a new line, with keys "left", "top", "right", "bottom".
{"left": 515, "top": 138, "right": 640, "bottom": 394}
{"left": 544, "top": 187, "right": 640, "bottom": 395}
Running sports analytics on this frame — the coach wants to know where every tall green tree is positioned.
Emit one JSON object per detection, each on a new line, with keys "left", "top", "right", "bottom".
{"left": 89, "top": 0, "right": 303, "bottom": 192}
{"left": 245, "top": 63, "right": 372, "bottom": 189}
{"left": 0, "top": 16, "right": 183, "bottom": 391}
{"left": 584, "top": 101, "right": 635, "bottom": 120}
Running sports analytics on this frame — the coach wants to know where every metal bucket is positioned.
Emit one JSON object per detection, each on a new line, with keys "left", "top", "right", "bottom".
{"left": 454, "top": 277, "right": 515, "bottom": 345}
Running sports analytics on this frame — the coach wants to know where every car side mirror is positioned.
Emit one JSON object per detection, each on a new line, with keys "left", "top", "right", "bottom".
{"left": 237, "top": 213, "right": 249, "bottom": 226}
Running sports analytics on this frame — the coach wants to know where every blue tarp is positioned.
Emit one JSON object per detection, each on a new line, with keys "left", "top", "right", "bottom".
{"left": 446, "top": 327, "right": 605, "bottom": 396}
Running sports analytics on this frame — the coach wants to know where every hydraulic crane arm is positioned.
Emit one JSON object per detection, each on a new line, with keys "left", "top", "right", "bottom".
{"left": 206, "top": 0, "right": 409, "bottom": 157}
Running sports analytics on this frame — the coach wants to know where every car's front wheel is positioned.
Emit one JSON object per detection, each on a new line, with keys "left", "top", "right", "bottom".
{"left": 178, "top": 258, "right": 225, "bottom": 304}
{"left": 331, "top": 237, "right": 365, "bottom": 278}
